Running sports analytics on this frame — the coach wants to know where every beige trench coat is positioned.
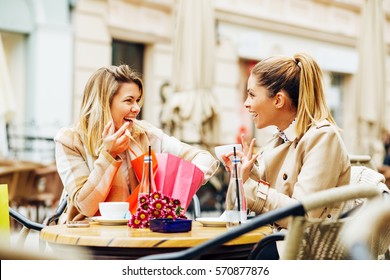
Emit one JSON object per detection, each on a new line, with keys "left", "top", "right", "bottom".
{"left": 245, "top": 120, "right": 351, "bottom": 228}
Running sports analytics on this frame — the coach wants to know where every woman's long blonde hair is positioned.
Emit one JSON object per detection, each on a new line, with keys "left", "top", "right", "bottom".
{"left": 251, "top": 52, "right": 335, "bottom": 139}
{"left": 76, "top": 65, "right": 144, "bottom": 156}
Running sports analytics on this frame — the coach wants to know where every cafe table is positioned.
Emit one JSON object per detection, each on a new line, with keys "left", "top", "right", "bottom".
{"left": 39, "top": 220, "right": 272, "bottom": 260}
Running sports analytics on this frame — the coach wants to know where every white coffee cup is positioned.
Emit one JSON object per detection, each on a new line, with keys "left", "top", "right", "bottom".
{"left": 214, "top": 144, "right": 243, "bottom": 163}
{"left": 99, "top": 202, "right": 129, "bottom": 219}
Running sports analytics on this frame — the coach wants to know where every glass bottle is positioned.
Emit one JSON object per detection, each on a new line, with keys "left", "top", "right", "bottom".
{"left": 138, "top": 155, "right": 156, "bottom": 198}
{"left": 225, "top": 156, "right": 247, "bottom": 228}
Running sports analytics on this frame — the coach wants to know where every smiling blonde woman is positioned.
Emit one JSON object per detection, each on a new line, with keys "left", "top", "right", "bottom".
{"left": 55, "top": 65, "right": 218, "bottom": 222}
{"left": 222, "top": 53, "right": 351, "bottom": 259}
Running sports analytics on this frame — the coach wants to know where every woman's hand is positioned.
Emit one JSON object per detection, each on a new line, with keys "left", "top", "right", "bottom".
{"left": 240, "top": 134, "right": 259, "bottom": 182}
{"left": 102, "top": 121, "right": 131, "bottom": 159}
{"left": 221, "top": 134, "right": 259, "bottom": 182}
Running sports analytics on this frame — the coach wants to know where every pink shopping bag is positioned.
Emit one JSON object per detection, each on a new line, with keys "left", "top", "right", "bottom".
{"left": 154, "top": 153, "right": 204, "bottom": 210}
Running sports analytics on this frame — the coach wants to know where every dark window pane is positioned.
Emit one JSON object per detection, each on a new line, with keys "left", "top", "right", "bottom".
{"left": 112, "top": 40, "right": 145, "bottom": 119}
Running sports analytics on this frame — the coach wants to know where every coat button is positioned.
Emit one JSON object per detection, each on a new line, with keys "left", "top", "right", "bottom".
{"left": 327, "top": 214, "right": 332, "bottom": 218}
{"left": 282, "top": 173, "right": 288, "bottom": 180}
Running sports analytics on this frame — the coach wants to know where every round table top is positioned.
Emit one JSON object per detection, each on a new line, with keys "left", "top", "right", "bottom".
{"left": 40, "top": 220, "right": 272, "bottom": 249}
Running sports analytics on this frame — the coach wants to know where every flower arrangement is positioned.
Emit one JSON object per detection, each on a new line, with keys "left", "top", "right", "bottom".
{"left": 128, "top": 191, "right": 187, "bottom": 228}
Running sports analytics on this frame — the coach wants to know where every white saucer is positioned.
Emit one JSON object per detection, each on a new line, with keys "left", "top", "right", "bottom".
{"left": 90, "top": 216, "right": 129, "bottom": 226}
{"left": 195, "top": 217, "right": 227, "bottom": 227}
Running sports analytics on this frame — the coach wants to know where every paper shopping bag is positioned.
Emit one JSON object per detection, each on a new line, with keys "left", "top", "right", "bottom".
{"left": 126, "top": 149, "right": 158, "bottom": 214}
{"left": 154, "top": 153, "right": 204, "bottom": 210}
{"left": 130, "top": 149, "right": 158, "bottom": 182}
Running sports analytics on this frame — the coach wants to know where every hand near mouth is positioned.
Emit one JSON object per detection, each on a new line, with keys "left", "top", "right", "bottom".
{"left": 124, "top": 128, "right": 131, "bottom": 138}
{"left": 102, "top": 121, "right": 131, "bottom": 158}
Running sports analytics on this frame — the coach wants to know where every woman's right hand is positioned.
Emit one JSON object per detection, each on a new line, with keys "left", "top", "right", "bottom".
{"left": 102, "top": 121, "right": 130, "bottom": 158}
{"left": 222, "top": 134, "right": 259, "bottom": 182}
{"left": 240, "top": 134, "right": 259, "bottom": 182}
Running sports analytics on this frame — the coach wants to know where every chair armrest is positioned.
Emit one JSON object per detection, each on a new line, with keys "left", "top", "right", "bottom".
{"left": 248, "top": 232, "right": 285, "bottom": 260}
{"left": 9, "top": 207, "right": 45, "bottom": 231}
{"left": 139, "top": 202, "right": 305, "bottom": 260}
{"left": 192, "top": 194, "right": 201, "bottom": 220}
{"left": 44, "top": 195, "right": 68, "bottom": 225}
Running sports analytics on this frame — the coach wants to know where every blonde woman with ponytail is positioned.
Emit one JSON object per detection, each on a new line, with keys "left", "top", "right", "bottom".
{"left": 222, "top": 53, "right": 350, "bottom": 259}
{"left": 55, "top": 65, "right": 218, "bottom": 222}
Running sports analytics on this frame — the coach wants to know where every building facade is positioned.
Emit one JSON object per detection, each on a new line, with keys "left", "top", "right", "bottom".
{"left": 1, "top": 0, "right": 390, "bottom": 165}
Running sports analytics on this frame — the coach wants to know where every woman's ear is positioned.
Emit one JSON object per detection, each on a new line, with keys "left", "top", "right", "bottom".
{"left": 274, "top": 91, "right": 286, "bottom": 109}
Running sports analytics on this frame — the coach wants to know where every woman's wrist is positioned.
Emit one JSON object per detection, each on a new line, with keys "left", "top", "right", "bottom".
{"left": 102, "top": 148, "right": 119, "bottom": 160}
{"left": 109, "top": 152, "right": 118, "bottom": 159}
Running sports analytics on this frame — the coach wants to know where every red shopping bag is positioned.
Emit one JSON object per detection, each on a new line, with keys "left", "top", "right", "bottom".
{"left": 154, "top": 153, "right": 204, "bottom": 210}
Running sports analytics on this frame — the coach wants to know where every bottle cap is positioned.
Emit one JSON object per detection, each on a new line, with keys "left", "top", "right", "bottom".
{"left": 232, "top": 156, "right": 240, "bottom": 163}
{"left": 144, "top": 155, "right": 152, "bottom": 162}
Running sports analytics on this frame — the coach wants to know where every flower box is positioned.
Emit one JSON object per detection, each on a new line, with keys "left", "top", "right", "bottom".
{"left": 149, "top": 218, "right": 192, "bottom": 233}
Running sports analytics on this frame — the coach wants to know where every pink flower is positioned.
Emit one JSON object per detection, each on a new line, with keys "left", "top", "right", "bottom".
{"left": 164, "top": 210, "right": 177, "bottom": 219}
{"left": 150, "top": 208, "right": 162, "bottom": 218}
{"left": 151, "top": 191, "right": 163, "bottom": 200}
{"left": 128, "top": 193, "right": 187, "bottom": 229}
{"left": 138, "top": 194, "right": 149, "bottom": 204}
{"left": 151, "top": 199, "right": 166, "bottom": 210}
{"left": 162, "top": 195, "right": 171, "bottom": 204}
{"left": 139, "top": 202, "right": 149, "bottom": 211}
{"left": 172, "top": 199, "right": 181, "bottom": 206}
{"left": 137, "top": 210, "right": 149, "bottom": 221}
{"left": 129, "top": 215, "right": 144, "bottom": 228}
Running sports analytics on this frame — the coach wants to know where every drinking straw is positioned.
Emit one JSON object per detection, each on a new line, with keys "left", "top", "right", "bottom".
{"left": 233, "top": 147, "right": 241, "bottom": 224}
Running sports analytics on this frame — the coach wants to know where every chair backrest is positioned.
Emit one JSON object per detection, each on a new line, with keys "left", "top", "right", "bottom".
{"left": 349, "top": 154, "right": 376, "bottom": 169}
{"left": 282, "top": 184, "right": 382, "bottom": 260}
{"left": 346, "top": 165, "right": 388, "bottom": 210}
{"left": 350, "top": 165, "right": 386, "bottom": 186}
{"left": 341, "top": 198, "right": 390, "bottom": 260}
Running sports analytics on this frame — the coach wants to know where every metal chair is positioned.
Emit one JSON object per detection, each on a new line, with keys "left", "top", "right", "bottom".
{"left": 4, "top": 193, "right": 91, "bottom": 260}
{"left": 9, "top": 195, "right": 67, "bottom": 249}
{"left": 249, "top": 165, "right": 389, "bottom": 260}
{"left": 191, "top": 194, "right": 201, "bottom": 220}
{"left": 1, "top": 160, "right": 63, "bottom": 224}
{"left": 140, "top": 184, "right": 382, "bottom": 260}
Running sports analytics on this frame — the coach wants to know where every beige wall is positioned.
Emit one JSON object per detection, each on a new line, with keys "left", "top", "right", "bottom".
{"left": 72, "top": 0, "right": 173, "bottom": 125}
{"left": 72, "top": 0, "right": 390, "bottom": 157}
